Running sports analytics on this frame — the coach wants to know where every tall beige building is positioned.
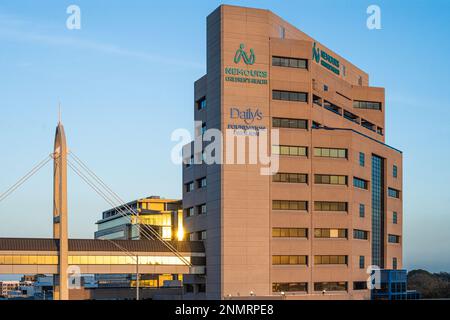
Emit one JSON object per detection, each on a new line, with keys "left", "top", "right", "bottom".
{"left": 183, "top": 5, "right": 402, "bottom": 300}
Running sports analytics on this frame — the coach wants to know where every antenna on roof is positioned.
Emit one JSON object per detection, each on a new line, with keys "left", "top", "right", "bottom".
{"left": 58, "top": 101, "right": 62, "bottom": 124}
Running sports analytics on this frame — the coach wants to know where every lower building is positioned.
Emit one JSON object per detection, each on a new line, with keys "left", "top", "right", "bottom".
{"left": 0, "top": 281, "right": 19, "bottom": 297}
{"left": 94, "top": 196, "right": 186, "bottom": 290}
{"left": 95, "top": 196, "right": 184, "bottom": 241}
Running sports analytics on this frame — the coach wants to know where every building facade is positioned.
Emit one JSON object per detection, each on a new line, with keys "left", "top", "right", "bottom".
{"left": 95, "top": 196, "right": 184, "bottom": 241}
{"left": 183, "top": 5, "right": 403, "bottom": 300}
{"left": 94, "top": 196, "right": 186, "bottom": 289}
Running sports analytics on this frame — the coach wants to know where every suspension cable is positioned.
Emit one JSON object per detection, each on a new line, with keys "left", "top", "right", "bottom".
{"left": 67, "top": 156, "right": 191, "bottom": 266}
{"left": 0, "top": 155, "right": 52, "bottom": 203}
{"left": 68, "top": 151, "right": 191, "bottom": 265}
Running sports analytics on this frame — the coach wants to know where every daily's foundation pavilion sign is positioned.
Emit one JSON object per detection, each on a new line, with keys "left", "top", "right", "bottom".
{"left": 224, "top": 43, "right": 268, "bottom": 85}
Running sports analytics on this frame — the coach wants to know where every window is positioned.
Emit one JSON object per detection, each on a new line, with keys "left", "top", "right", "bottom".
{"left": 272, "top": 145, "right": 307, "bottom": 156}
{"left": 272, "top": 117, "right": 308, "bottom": 129}
{"left": 314, "top": 174, "right": 347, "bottom": 185}
{"left": 314, "top": 228, "right": 347, "bottom": 239}
{"left": 353, "top": 177, "right": 369, "bottom": 190}
{"left": 361, "top": 119, "right": 375, "bottom": 131}
{"left": 185, "top": 182, "right": 194, "bottom": 192}
{"left": 359, "top": 204, "right": 365, "bottom": 217}
{"left": 377, "top": 127, "right": 384, "bottom": 136}
{"left": 200, "top": 230, "right": 207, "bottom": 240}
{"left": 359, "top": 152, "right": 365, "bottom": 167}
{"left": 372, "top": 155, "right": 384, "bottom": 268}
{"left": 273, "top": 173, "right": 308, "bottom": 184}
{"left": 353, "top": 229, "right": 369, "bottom": 240}
{"left": 278, "top": 25, "right": 285, "bottom": 39}
{"left": 314, "top": 147, "right": 347, "bottom": 159}
{"left": 272, "top": 200, "right": 308, "bottom": 211}
{"left": 272, "top": 90, "right": 308, "bottom": 103}
{"left": 393, "top": 212, "right": 398, "bottom": 224}
{"left": 393, "top": 257, "right": 398, "bottom": 270}
{"left": 324, "top": 85, "right": 329, "bottom": 91}
{"left": 185, "top": 155, "right": 194, "bottom": 168}
{"left": 186, "top": 207, "right": 194, "bottom": 217}
{"left": 197, "top": 96, "right": 206, "bottom": 110}
{"left": 323, "top": 100, "right": 342, "bottom": 115}
{"left": 197, "top": 204, "right": 206, "bottom": 215}
{"left": 388, "top": 188, "right": 400, "bottom": 199}
{"left": 272, "top": 56, "right": 307, "bottom": 69}
{"left": 314, "top": 282, "right": 347, "bottom": 292}
{"left": 353, "top": 281, "right": 367, "bottom": 290}
{"left": 314, "top": 255, "right": 348, "bottom": 265}
{"left": 201, "top": 122, "right": 207, "bottom": 135}
{"left": 314, "top": 201, "right": 347, "bottom": 212}
{"left": 343, "top": 110, "right": 359, "bottom": 123}
{"left": 197, "top": 177, "right": 206, "bottom": 188}
{"left": 313, "top": 95, "right": 322, "bottom": 106}
{"left": 353, "top": 100, "right": 382, "bottom": 110}
{"left": 272, "top": 255, "right": 308, "bottom": 265}
{"left": 198, "top": 284, "right": 206, "bottom": 293}
{"left": 272, "top": 228, "right": 308, "bottom": 238}
{"left": 273, "top": 282, "right": 307, "bottom": 293}
{"left": 393, "top": 165, "right": 398, "bottom": 178}
{"left": 359, "top": 256, "right": 365, "bottom": 269}
{"left": 388, "top": 234, "right": 401, "bottom": 244}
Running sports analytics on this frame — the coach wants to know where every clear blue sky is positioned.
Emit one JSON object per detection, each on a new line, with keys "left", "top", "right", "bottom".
{"left": 0, "top": 0, "right": 449, "bottom": 272}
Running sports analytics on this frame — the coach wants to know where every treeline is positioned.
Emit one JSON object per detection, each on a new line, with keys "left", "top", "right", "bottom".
{"left": 408, "top": 269, "right": 450, "bottom": 298}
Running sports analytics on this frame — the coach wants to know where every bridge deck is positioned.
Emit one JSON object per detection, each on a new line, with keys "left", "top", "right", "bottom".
{"left": 0, "top": 238, "right": 205, "bottom": 275}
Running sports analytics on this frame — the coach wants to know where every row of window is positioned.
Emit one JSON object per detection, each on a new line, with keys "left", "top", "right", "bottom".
{"left": 314, "top": 255, "right": 348, "bottom": 265}
{"left": 272, "top": 228, "right": 369, "bottom": 240}
{"left": 272, "top": 281, "right": 366, "bottom": 293}
{"left": 272, "top": 117, "right": 308, "bottom": 129}
{"left": 272, "top": 228, "right": 308, "bottom": 238}
{"left": 273, "top": 172, "right": 308, "bottom": 183}
{"left": 0, "top": 255, "right": 190, "bottom": 266}
{"left": 315, "top": 174, "right": 347, "bottom": 185}
{"left": 273, "top": 281, "right": 367, "bottom": 292}
{"left": 272, "top": 90, "right": 308, "bottom": 103}
{"left": 185, "top": 177, "right": 206, "bottom": 192}
{"left": 272, "top": 56, "right": 308, "bottom": 69}
{"left": 314, "top": 228, "right": 347, "bottom": 239}
{"left": 314, "top": 93, "right": 384, "bottom": 136}
{"left": 272, "top": 145, "right": 307, "bottom": 156}
{"left": 272, "top": 255, "right": 368, "bottom": 267}
{"left": 185, "top": 202, "right": 399, "bottom": 223}
{"left": 353, "top": 100, "right": 382, "bottom": 110}
{"left": 271, "top": 173, "right": 390, "bottom": 193}
{"left": 272, "top": 146, "right": 348, "bottom": 159}
{"left": 186, "top": 204, "right": 207, "bottom": 217}
{"left": 272, "top": 255, "right": 308, "bottom": 265}
{"left": 272, "top": 200, "right": 308, "bottom": 211}
{"left": 189, "top": 230, "right": 207, "bottom": 241}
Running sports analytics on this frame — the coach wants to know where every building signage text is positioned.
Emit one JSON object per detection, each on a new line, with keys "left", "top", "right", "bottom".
{"left": 224, "top": 43, "right": 268, "bottom": 85}
{"left": 312, "top": 42, "right": 341, "bottom": 76}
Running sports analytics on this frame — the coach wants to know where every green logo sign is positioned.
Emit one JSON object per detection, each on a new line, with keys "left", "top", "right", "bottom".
{"left": 234, "top": 43, "right": 255, "bottom": 65}
{"left": 312, "top": 42, "right": 341, "bottom": 76}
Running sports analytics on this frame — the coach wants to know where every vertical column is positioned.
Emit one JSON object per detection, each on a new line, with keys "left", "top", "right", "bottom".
{"left": 53, "top": 122, "right": 69, "bottom": 300}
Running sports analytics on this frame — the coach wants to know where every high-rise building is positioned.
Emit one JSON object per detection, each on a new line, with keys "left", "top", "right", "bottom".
{"left": 182, "top": 5, "right": 402, "bottom": 300}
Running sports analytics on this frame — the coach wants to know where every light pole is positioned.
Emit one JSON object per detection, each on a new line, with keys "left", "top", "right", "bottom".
{"left": 103, "top": 239, "right": 140, "bottom": 300}
{"left": 136, "top": 255, "right": 139, "bottom": 301}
